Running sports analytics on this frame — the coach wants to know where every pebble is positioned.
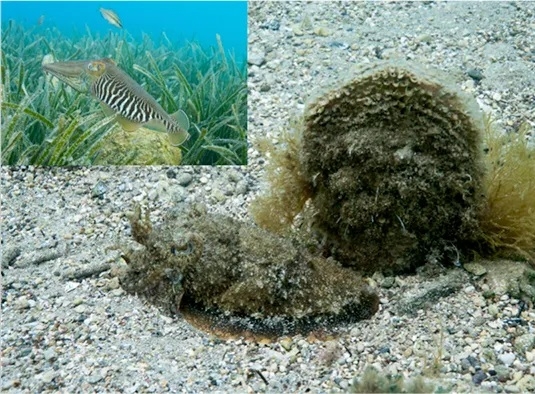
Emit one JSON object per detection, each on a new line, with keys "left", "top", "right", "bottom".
{"left": 498, "top": 353, "right": 516, "bottom": 366}
{"left": 248, "top": 51, "right": 266, "bottom": 66}
{"left": 43, "top": 348, "right": 57, "bottom": 362}
{"left": 467, "top": 68, "right": 484, "bottom": 81}
{"left": 279, "top": 337, "right": 293, "bottom": 351}
{"left": 14, "top": 296, "right": 30, "bottom": 310}
{"left": 488, "top": 304, "right": 499, "bottom": 317}
{"left": 292, "top": 25, "right": 304, "bottom": 36}
{"left": 39, "top": 370, "right": 57, "bottom": 384}
{"left": 314, "top": 26, "right": 331, "bottom": 37}
{"left": 87, "top": 372, "right": 104, "bottom": 384}
{"left": 517, "top": 375, "right": 535, "bottom": 392}
{"left": 177, "top": 173, "right": 193, "bottom": 187}
{"left": 148, "top": 189, "right": 158, "bottom": 201}
{"left": 472, "top": 370, "right": 487, "bottom": 385}
{"left": 463, "top": 262, "right": 487, "bottom": 276}
{"left": 494, "top": 365, "right": 510, "bottom": 382}
{"left": 504, "top": 385, "right": 521, "bottom": 393}
{"left": 513, "top": 333, "right": 535, "bottom": 354}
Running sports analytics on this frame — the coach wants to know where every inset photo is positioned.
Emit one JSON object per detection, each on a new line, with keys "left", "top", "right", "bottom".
{"left": 1, "top": 1, "right": 247, "bottom": 165}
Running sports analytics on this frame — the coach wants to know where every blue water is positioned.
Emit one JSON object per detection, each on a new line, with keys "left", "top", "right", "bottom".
{"left": 1, "top": 1, "right": 247, "bottom": 63}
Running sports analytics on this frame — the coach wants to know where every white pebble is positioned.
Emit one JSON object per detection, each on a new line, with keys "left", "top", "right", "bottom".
{"left": 499, "top": 352, "right": 516, "bottom": 366}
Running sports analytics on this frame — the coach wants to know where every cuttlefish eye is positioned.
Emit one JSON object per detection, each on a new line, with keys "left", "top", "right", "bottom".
{"left": 86, "top": 61, "right": 106, "bottom": 77}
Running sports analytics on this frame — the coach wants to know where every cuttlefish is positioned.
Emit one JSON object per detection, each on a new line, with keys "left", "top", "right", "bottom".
{"left": 42, "top": 57, "right": 190, "bottom": 146}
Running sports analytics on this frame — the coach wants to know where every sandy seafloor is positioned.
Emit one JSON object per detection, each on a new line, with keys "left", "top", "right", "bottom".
{"left": 2, "top": 1, "right": 535, "bottom": 393}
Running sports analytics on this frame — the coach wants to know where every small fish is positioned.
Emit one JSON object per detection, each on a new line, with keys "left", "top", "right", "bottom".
{"left": 37, "top": 15, "right": 45, "bottom": 26}
{"left": 42, "top": 58, "right": 190, "bottom": 146}
{"left": 99, "top": 7, "right": 123, "bottom": 29}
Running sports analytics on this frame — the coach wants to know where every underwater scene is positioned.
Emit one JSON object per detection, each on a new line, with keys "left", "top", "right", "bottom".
{"left": 1, "top": 1, "right": 247, "bottom": 165}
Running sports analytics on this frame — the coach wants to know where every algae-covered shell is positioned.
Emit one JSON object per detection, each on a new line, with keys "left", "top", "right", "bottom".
{"left": 301, "top": 61, "right": 486, "bottom": 274}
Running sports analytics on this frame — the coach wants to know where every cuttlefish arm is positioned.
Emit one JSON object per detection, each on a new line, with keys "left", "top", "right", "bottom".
{"left": 42, "top": 60, "right": 94, "bottom": 93}
{"left": 41, "top": 58, "right": 115, "bottom": 93}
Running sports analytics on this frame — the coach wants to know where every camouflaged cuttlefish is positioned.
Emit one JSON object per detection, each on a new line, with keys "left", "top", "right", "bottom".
{"left": 42, "top": 57, "right": 190, "bottom": 146}
{"left": 117, "top": 204, "right": 380, "bottom": 338}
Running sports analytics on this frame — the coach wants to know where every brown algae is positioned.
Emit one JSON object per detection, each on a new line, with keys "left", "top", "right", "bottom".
{"left": 479, "top": 118, "right": 535, "bottom": 261}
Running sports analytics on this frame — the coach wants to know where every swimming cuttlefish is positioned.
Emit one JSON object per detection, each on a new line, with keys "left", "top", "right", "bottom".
{"left": 42, "top": 57, "right": 190, "bottom": 146}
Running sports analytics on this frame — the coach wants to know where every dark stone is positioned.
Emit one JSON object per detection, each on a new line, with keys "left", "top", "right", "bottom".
{"left": 166, "top": 169, "right": 177, "bottom": 179}
{"left": 472, "top": 370, "right": 487, "bottom": 385}
{"left": 467, "top": 68, "right": 484, "bottom": 81}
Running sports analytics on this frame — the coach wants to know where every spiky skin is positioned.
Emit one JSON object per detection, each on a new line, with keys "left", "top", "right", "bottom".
{"left": 118, "top": 204, "right": 379, "bottom": 337}
{"left": 301, "top": 62, "right": 486, "bottom": 274}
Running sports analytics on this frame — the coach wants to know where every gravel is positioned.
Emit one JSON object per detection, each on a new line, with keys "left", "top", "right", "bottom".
{"left": 2, "top": 1, "right": 535, "bottom": 393}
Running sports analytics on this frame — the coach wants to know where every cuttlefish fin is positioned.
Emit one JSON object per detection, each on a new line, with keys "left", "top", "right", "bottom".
{"left": 168, "top": 110, "right": 190, "bottom": 146}
{"left": 99, "top": 102, "right": 115, "bottom": 117}
{"left": 117, "top": 115, "right": 143, "bottom": 132}
{"left": 143, "top": 119, "right": 167, "bottom": 133}
{"left": 173, "top": 109, "right": 190, "bottom": 131}
{"left": 99, "top": 103, "right": 140, "bottom": 131}
{"left": 143, "top": 110, "right": 191, "bottom": 146}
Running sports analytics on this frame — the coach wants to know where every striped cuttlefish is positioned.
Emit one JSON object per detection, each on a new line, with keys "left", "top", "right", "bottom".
{"left": 42, "top": 57, "right": 190, "bottom": 146}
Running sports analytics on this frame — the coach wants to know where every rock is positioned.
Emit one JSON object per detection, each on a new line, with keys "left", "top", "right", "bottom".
{"left": 380, "top": 277, "right": 395, "bottom": 288}
{"left": 517, "top": 375, "right": 535, "bottom": 392}
{"left": 513, "top": 334, "right": 535, "bottom": 354}
{"left": 482, "top": 260, "right": 535, "bottom": 303}
{"left": 503, "top": 384, "right": 521, "bottom": 393}
{"left": 177, "top": 173, "right": 193, "bottom": 187}
{"left": 87, "top": 371, "right": 104, "bottom": 384}
{"left": 461, "top": 355, "right": 479, "bottom": 372}
{"left": 91, "top": 180, "right": 107, "bottom": 199}
{"left": 260, "top": 19, "right": 280, "bottom": 31}
{"left": 43, "top": 348, "right": 57, "bottom": 362}
{"left": 488, "top": 304, "right": 499, "bottom": 317}
{"left": 494, "top": 365, "right": 510, "bottom": 382}
{"left": 14, "top": 296, "right": 30, "bottom": 310}
{"left": 280, "top": 337, "right": 293, "bottom": 351}
{"left": 467, "top": 68, "right": 484, "bottom": 81}
{"left": 472, "top": 370, "right": 487, "bottom": 385}
{"left": 396, "top": 270, "right": 465, "bottom": 315}
{"left": 498, "top": 352, "right": 516, "bottom": 366}
{"left": 292, "top": 24, "right": 304, "bottom": 36}
{"left": 148, "top": 189, "right": 158, "bottom": 201}
{"left": 166, "top": 169, "right": 177, "bottom": 179}
{"left": 248, "top": 51, "right": 266, "bottom": 66}
{"left": 463, "top": 262, "right": 487, "bottom": 276}
{"left": 94, "top": 126, "right": 182, "bottom": 165}
{"left": 314, "top": 27, "right": 331, "bottom": 37}
{"left": 39, "top": 370, "right": 57, "bottom": 384}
